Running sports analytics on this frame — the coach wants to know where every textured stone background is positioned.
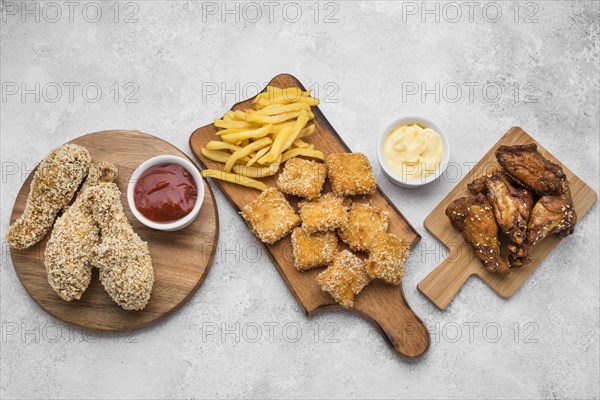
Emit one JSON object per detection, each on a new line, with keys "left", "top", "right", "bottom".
{"left": 1, "top": 1, "right": 599, "bottom": 399}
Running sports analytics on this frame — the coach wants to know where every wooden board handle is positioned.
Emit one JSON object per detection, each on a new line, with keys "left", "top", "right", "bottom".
{"left": 354, "top": 285, "right": 430, "bottom": 358}
{"left": 417, "top": 254, "right": 473, "bottom": 310}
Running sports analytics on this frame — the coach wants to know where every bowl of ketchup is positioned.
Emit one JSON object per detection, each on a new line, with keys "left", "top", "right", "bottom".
{"left": 127, "top": 155, "right": 204, "bottom": 231}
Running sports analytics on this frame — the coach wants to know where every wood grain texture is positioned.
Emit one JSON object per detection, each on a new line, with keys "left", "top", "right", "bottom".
{"left": 189, "top": 74, "right": 429, "bottom": 358}
{"left": 9, "top": 130, "right": 219, "bottom": 332}
{"left": 418, "top": 127, "right": 597, "bottom": 310}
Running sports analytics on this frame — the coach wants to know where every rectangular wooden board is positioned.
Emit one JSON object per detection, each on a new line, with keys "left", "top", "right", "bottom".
{"left": 189, "top": 74, "right": 430, "bottom": 358}
{"left": 418, "top": 126, "right": 598, "bottom": 310}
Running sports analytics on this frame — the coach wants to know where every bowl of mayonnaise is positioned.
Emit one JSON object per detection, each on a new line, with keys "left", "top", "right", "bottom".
{"left": 377, "top": 116, "right": 450, "bottom": 188}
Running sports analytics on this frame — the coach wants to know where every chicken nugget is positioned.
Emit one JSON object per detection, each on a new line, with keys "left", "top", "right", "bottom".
{"left": 298, "top": 193, "right": 348, "bottom": 233}
{"left": 276, "top": 158, "right": 326, "bottom": 200}
{"left": 316, "top": 250, "right": 370, "bottom": 308}
{"left": 338, "top": 202, "right": 389, "bottom": 252}
{"left": 6, "top": 144, "right": 91, "bottom": 249}
{"left": 365, "top": 232, "right": 410, "bottom": 285}
{"left": 326, "top": 153, "right": 376, "bottom": 196}
{"left": 291, "top": 227, "right": 337, "bottom": 271}
{"left": 45, "top": 161, "right": 118, "bottom": 301}
{"left": 241, "top": 188, "right": 300, "bottom": 244}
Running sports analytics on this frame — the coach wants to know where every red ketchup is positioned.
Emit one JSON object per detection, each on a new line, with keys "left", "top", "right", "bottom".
{"left": 134, "top": 163, "right": 198, "bottom": 223}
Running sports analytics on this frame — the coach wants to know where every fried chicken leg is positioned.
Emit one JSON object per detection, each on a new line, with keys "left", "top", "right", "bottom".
{"left": 496, "top": 144, "right": 568, "bottom": 195}
{"left": 44, "top": 161, "right": 118, "bottom": 301}
{"left": 511, "top": 190, "right": 577, "bottom": 266}
{"left": 446, "top": 194, "right": 511, "bottom": 275}
{"left": 6, "top": 144, "right": 91, "bottom": 249}
{"left": 84, "top": 183, "right": 154, "bottom": 310}
{"left": 468, "top": 170, "right": 533, "bottom": 261}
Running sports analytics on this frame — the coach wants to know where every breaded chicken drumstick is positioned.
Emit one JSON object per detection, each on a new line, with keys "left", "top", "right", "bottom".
{"left": 44, "top": 161, "right": 118, "bottom": 301}
{"left": 6, "top": 144, "right": 91, "bottom": 249}
{"left": 83, "top": 182, "right": 154, "bottom": 310}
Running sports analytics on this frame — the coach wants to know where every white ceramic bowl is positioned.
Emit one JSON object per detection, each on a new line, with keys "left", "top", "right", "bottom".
{"left": 127, "top": 155, "right": 204, "bottom": 231}
{"left": 377, "top": 116, "right": 450, "bottom": 188}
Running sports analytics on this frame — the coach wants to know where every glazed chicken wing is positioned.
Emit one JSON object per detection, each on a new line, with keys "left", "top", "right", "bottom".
{"left": 467, "top": 170, "right": 533, "bottom": 261}
{"left": 446, "top": 194, "right": 511, "bottom": 275}
{"left": 495, "top": 144, "right": 568, "bottom": 195}
{"left": 511, "top": 189, "right": 577, "bottom": 266}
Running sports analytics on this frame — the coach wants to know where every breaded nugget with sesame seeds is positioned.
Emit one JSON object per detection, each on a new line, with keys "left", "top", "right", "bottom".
{"left": 44, "top": 161, "right": 118, "bottom": 301}
{"left": 338, "top": 202, "right": 389, "bottom": 252}
{"left": 84, "top": 183, "right": 154, "bottom": 311}
{"left": 276, "top": 158, "right": 326, "bottom": 200}
{"left": 365, "top": 232, "right": 410, "bottom": 285}
{"left": 298, "top": 193, "right": 349, "bottom": 233}
{"left": 241, "top": 188, "right": 300, "bottom": 244}
{"left": 326, "top": 153, "right": 377, "bottom": 196}
{"left": 6, "top": 144, "right": 91, "bottom": 250}
{"left": 291, "top": 227, "right": 337, "bottom": 271}
{"left": 316, "top": 250, "right": 370, "bottom": 308}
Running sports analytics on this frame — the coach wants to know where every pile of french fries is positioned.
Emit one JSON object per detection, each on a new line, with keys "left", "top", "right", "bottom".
{"left": 200, "top": 86, "right": 324, "bottom": 191}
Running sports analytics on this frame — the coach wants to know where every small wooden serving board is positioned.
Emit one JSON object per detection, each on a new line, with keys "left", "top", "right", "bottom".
{"left": 190, "top": 74, "right": 430, "bottom": 358}
{"left": 418, "top": 127, "right": 597, "bottom": 310}
{"left": 9, "top": 130, "right": 219, "bottom": 332}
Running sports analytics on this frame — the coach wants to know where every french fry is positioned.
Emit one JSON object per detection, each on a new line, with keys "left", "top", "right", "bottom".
{"left": 201, "top": 169, "right": 267, "bottom": 191}
{"left": 206, "top": 141, "right": 243, "bottom": 152}
{"left": 214, "top": 128, "right": 248, "bottom": 136}
{"left": 246, "top": 111, "right": 302, "bottom": 125}
{"left": 295, "top": 97, "right": 320, "bottom": 107}
{"left": 201, "top": 148, "right": 250, "bottom": 164}
{"left": 214, "top": 119, "right": 258, "bottom": 130}
{"left": 232, "top": 161, "right": 281, "bottom": 178}
{"left": 220, "top": 124, "right": 272, "bottom": 143}
{"left": 261, "top": 126, "right": 293, "bottom": 164}
{"left": 292, "top": 138, "right": 310, "bottom": 148}
{"left": 225, "top": 137, "right": 273, "bottom": 172}
{"left": 253, "top": 87, "right": 304, "bottom": 104}
{"left": 205, "top": 87, "right": 323, "bottom": 188}
{"left": 232, "top": 110, "right": 247, "bottom": 121}
{"left": 271, "top": 121, "right": 296, "bottom": 134}
{"left": 247, "top": 146, "right": 271, "bottom": 167}
{"left": 254, "top": 102, "right": 311, "bottom": 115}
{"left": 297, "top": 124, "right": 316, "bottom": 138}
{"left": 281, "top": 148, "right": 324, "bottom": 162}
{"left": 282, "top": 109, "right": 310, "bottom": 151}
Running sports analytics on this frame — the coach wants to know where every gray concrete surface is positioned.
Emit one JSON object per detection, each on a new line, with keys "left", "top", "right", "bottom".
{"left": 1, "top": 1, "right": 599, "bottom": 399}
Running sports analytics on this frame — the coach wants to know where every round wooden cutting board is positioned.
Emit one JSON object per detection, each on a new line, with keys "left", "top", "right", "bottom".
{"left": 9, "top": 130, "right": 219, "bottom": 332}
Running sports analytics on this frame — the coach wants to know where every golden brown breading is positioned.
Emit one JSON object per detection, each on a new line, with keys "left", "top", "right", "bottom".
{"left": 298, "top": 193, "right": 349, "bottom": 233}
{"left": 45, "top": 161, "right": 118, "bottom": 301}
{"left": 338, "top": 202, "right": 389, "bottom": 252}
{"left": 84, "top": 183, "right": 154, "bottom": 311}
{"left": 276, "top": 158, "right": 326, "bottom": 200}
{"left": 6, "top": 144, "right": 91, "bottom": 249}
{"left": 326, "top": 153, "right": 377, "bottom": 196}
{"left": 240, "top": 188, "right": 300, "bottom": 244}
{"left": 316, "top": 250, "right": 370, "bottom": 308}
{"left": 365, "top": 232, "right": 410, "bottom": 285}
{"left": 291, "top": 227, "right": 337, "bottom": 271}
